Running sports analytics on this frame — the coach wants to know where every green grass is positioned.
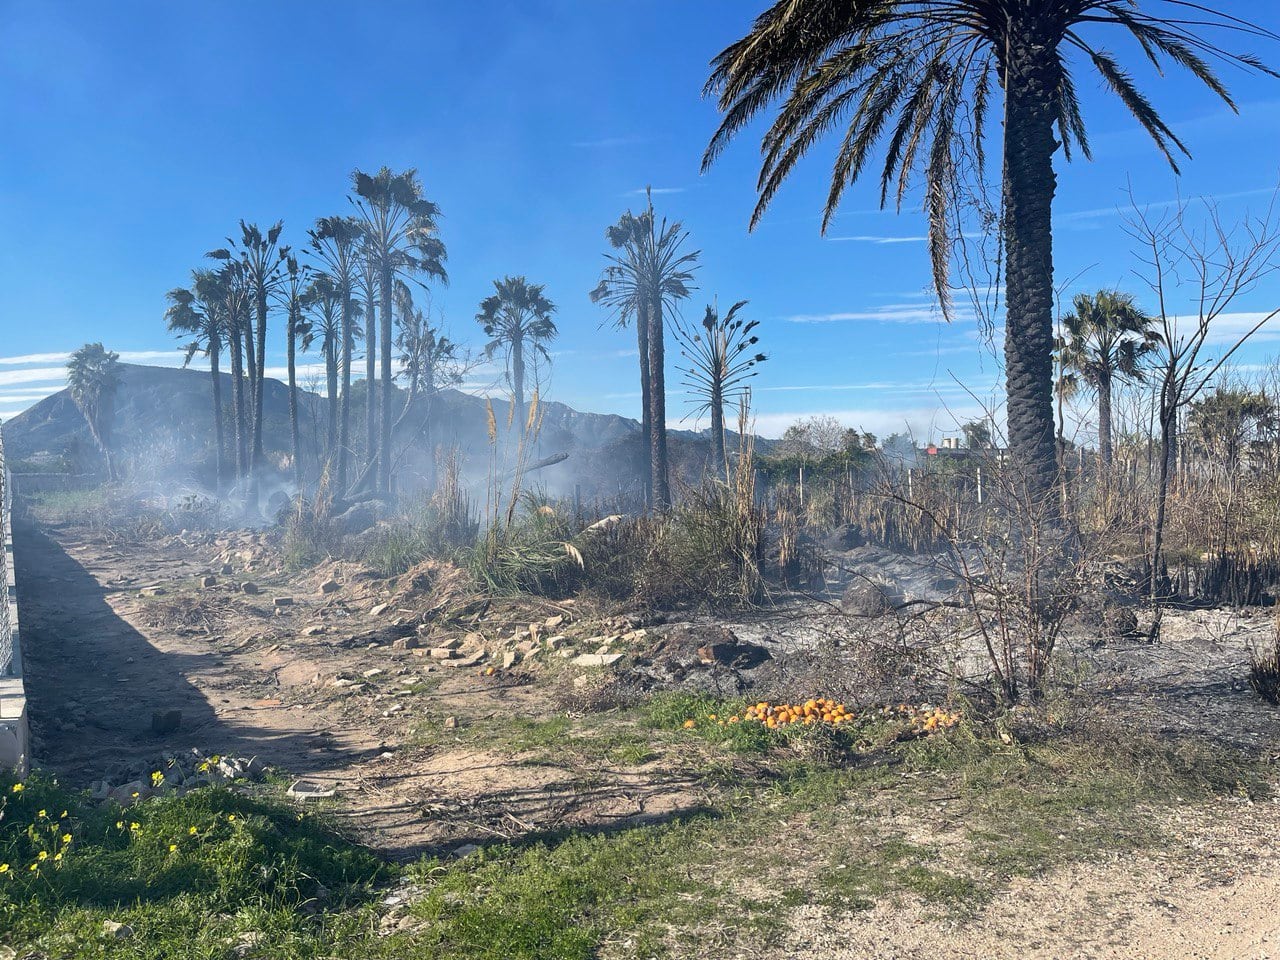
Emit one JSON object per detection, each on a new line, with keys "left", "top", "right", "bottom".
{"left": 2, "top": 709, "right": 1271, "bottom": 959}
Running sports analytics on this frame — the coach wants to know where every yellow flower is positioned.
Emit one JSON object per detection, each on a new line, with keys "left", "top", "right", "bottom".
{"left": 188, "top": 826, "right": 198, "bottom": 835}
{"left": 61, "top": 834, "right": 72, "bottom": 845}
{"left": 210, "top": 755, "right": 222, "bottom": 764}
{"left": 53, "top": 853, "right": 63, "bottom": 862}
{"left": 60, "top": 810, "right": 68, "bottom": 819}
{"left": 36, "top": 851, "right": 48, "bottom": 862}
{"left": 227, "top": 815, "right": 236, "bottom": 823}
{"left": 129, "top": 822, "right": 140, "bottom": 832}
{"left": 198, "top": 762, "right": 210, "bottom": 773}
{"left": 116, "top": 820, "right": 125, "bottom": 830}
{"left": 0, "top": 863, "right": 9, "bottom": 873}
{"left": 28, "top": 864, "right": 37, "bottom": 872}
{"left": 168, "top": 844, "right": 178, "bottom": 853}
{"left": 10, "top": 784, "right": 23, "bottom": 794}
{"left": 37, "top": 809, "right": 47, "bottom": 819}
{"left": 151, "top": 771, "right": 165, "bottom": 787}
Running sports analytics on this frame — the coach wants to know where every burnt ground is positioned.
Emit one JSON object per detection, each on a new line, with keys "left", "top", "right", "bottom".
{"left": 11, "top": 514, "right": 1280, "bottom": 957}
{"left": 13, "top": 517, "right": 708, "bottom": 859}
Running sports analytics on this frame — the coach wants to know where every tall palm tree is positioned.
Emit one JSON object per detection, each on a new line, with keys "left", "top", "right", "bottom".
{"left": 674, "top": 300, "right": 767, "bottom": 478}
{"left": 1056, "top": 289, "right": 1158, "bottom": 467}
{"left": 590, "top": 194, "right": 699, "bottom": 508}
{"left": 702, "top": 1, "right": 1273, "bottom": 504}
{"left": 209, "top": 222, "right": 286, "bottom": 494}
{"left": 165, "top": 269, "right": 229, "bottom": 488}
{"left": 308, "top": 216, "right": 363, "bottom": 491}
{"left": 303, "top": 274, "right": 362, "bottom": 474}
{"left": 66, "top": 343, "right": 121, "bottom": 481}
{"left": 476, "top": 276, "right": 558, "bottom": 431}
{"left": 350, "top": 167, "right": 448, "bottom": 497}
{"left": 211, "top": 259, "right": 252, "bottom": 481}
{"left": 278, "top": 254, "right": 311, "bottom": 490}
{"left": 357, "top": 238, "right": 380, "bottom": 470}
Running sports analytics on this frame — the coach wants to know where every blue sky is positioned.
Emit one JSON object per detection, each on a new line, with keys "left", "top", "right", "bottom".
{"left": 2, "top": 1, "right": 1279, "bottom": 440}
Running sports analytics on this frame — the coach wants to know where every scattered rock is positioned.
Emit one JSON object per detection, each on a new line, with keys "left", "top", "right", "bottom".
{"left": 696, "top": 637, "right": 772, "bottom": 670}
{"left": 824, "top": 522, "right": 866, "bottom": 553}
{"left": 571, "top": 653, "right": 623, "bottom": 667}
{"left": 452, "top": 843, "right": 480, "bottom": 858}
{"left": 840, "top": 578, "right": 904, "bottom": 617}
{"left": 362, "top": 668, "right": 384, "bottom": 679}
{"left": 241, "top": 582, "right": 261, "bottom": 595}
{"left": 370, "top": 602, "right": 391, "bottom": 617}
{"left": 200, "top": 575, "right": 218, "bottom": 588}
{"left": 220, "top": 563, "right": 235, "bottom": 575}
{"left": 443, "top": 716, "right": 458, "bottom": 729}
{"left": 319, "top": 579, "right": 340, "bottom": 594}
{"left": 393, "top": 636, "right": 420, "bottom": 651}
{"left": 429, "top": 647, "right": 457, "bottom": 660}
{"left": 102, "top": 920, "right": 134, "bottom": 940}
{"left": 287, "top": 779, "right": 337, "bottom": 800}
{"left": 139, "top": 585, "right": 166, "bottom": 597}
{"left": 502, "top": 651, "right": 518, "bottom": 670}
{"left": 303, "top": 625, "right": 325, "bottom": 636}
{"left": 544, "top": 614, "right": 565, "bottom": 629}
{"left": 274, "top": 596, "right": 294, "bottom": 607}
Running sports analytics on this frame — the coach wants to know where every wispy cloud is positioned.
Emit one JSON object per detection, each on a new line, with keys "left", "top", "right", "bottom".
{"left": 1060, "top": 186, "right": 1278, "bottom": 224}
{"left": 827, "top": 234, "right": 929, "bottom": 245}
{"left": 624, "top": 186, "right": 686, "bottom": 197}
{"left": 784, "top": 302, "right": 973, "bottom": 325}
{"left": 0, "top": 367, "right": 67, "bottom": 387}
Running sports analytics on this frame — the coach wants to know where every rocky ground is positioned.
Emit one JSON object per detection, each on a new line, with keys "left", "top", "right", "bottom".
{"left": 11, "top": 512, "right": 1280, "bottom": 956}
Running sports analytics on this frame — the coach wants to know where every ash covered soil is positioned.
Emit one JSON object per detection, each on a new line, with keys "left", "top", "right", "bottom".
{"left": 12, "top": 513, "right": 1280, "bottom": 958}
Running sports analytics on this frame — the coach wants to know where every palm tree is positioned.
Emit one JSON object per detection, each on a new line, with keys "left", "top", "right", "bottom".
{"left": 673, "top": 300, "right": 767, "bottom": 478}
{"left": 211, "top": 259, "right": 252, "bottom": 481}
{"left": 350, "top": 167, "right": 448, "bottom": 497}
{"left": 303, "top": 274, "right": 362, "bottom": 474}
{"left": 66, "top": 343, "right": 121, "bottom": 481}
{"left": 209, "top": 221, "right": 286, "bottom": 497}
{"left": 590, "top": 194, "right": 699, "bottom": 508}
{"left": 357, "top": 238, "right": 380, "bottom": 470}
{"left": 278, "top": 254, "right": 311, "bottom": 490}
{"left": 476, "top": 276, "right": 558, "bottom": 431}
{"left": 165, "top": 270, "right": 229, "bottom": 488}
{"left": 1056, "top": 290, "right": 1158, "bottom": 467}
{"left": 308, "top": 216, "right": 363, "bottom": 491}
{"left": 702, "top": 1, "right": 1272, "bottom": 504}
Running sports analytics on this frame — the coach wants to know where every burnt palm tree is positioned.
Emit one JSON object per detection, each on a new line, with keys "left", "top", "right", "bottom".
{"left": 590, "top": 194, "right": 699, "bottom": 508}
{"left": 303, "top": 274, "right": 362, "bottom": 474}
{"left": 66, "top": 343, "right": 121, "bottom": 481}
{"left": 1056, "top": 289, "right": 1158, "bottom": 467}
{"left": 211, "top": 259, "right": 253, "bottom": 481}
{"left": 357, "top": 238, "right": 380, "bottom": 470}
{"left": 674, "top": 300, "right": 767, "bottom": 478}
{"left": 209, "top": 221, "right": 286, "bottom": 498}
{"left": 308, "top": 216, "right": 363, "bottom": 491}
{"left": 350, "top": 167, "right": 448, "bottom": 497}
{"left": 702, "top": 1, "right": 1274, "bottom": 503}
{"left": 476, "top": 276, "right": 558, "bottom": 431}
{"left": 278, "top": 254, "right": 311, "bottom": 490}
{"left": 165, "top": 269, "right": 230, "bottom": 488}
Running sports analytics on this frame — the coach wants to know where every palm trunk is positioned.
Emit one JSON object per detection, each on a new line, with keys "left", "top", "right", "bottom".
{"left": 288, "top": 305, "right": 302, "bottom": 492}
{"left": 240, "top": 319, "right": 256, "bottom": 478}
{"left": 325, "top": 343, "right": 338, "bottom": 474}
{"left": 378, "top": 262, "right": 394, "bottom": 497}
{"left": 253, "top": 292, "right": 268, "bottom": 466}
{"left": 649, "top": 292, "right": 671, "bottom": 509}
{"left": 227, "top": 325, "right": 248, "bottom": 481}
{"left": 1001, "top": 25, "right": 1061, "bottom": 509}
{"left": 636, "top": 302, "right": 653, "bottom": 508}
{"left": 365, "top": 283, "right": 377, "bottom": 468}
{"left": 1098, "top": 374, "right": 1114, "bottom": 467}
{"left": 209, "top": 343, "right": 225, "bottom": 491}
{"left": 338, "top": 292, "right": 353, "bottom": 492}
{"left": 511, "top": 335, "right": 526, "bottom": 431}
{"left": 710, "top": 382, "right": 726, "bottom": 480}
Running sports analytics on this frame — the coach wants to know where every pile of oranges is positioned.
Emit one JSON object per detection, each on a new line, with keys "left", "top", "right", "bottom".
{"left": 680, "top": 699, "right": 963, "bottom": 734}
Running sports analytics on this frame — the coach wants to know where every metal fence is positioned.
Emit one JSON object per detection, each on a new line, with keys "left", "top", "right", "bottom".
{"left": 0, "top": 429, "right": 13, "bottom": 676}
{"left": 0, "top": 424, "right": 29, "bottom": 774}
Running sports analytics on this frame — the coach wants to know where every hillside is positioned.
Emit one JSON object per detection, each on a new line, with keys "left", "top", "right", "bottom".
{"left": 1, "top": 362, "right": 733, "bottom": 499}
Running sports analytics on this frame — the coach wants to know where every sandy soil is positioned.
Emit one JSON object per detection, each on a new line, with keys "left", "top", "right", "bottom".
{"left": 13, "top": 518, "right": 706, "bottom": 858}
{"left": 13, "top": 515, "right": 1280, "bottom": 956}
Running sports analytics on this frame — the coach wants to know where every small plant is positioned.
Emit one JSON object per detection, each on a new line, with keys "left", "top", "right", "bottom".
{"left": 1248, "top": 631, "right": 1280, "bottom": 705}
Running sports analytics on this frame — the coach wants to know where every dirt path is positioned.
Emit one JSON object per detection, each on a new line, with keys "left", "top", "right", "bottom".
{"left": 12, "top": 518, "right": 705, "bottom": 858}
